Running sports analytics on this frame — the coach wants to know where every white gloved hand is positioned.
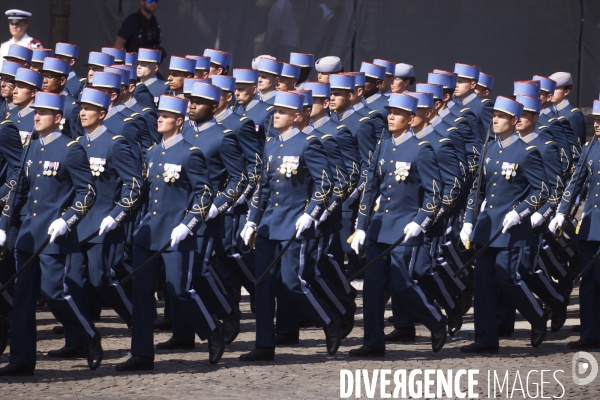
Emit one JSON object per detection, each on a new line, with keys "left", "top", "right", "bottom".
{"left": 403, "top": 221, "right": 423, "bottom": 243}
{"left": 460, "top": 223, "right": 473, "bottom": 247}
{"left": 204, "top": 204, "right": 219, "bottom": 221}
{"left": 99, "top": 215, "right": 117, "bottom": 235}
{"left": 548, "top": 213, "right": 565, "bottom": 235}
{"left": 48, "top": 218, "right": 68, "bottom": 243}
{"left": 350, "top": 229, "right": 366, "bottom": 255}
{"left": 348, "top": 188, "right": 360, "bottom": 200}
{"left": 530, "top": 212, "right": 545, "bottom": 228}
{"left": 316, "top": 209, "right": 330, "bottom": 228}
{"left": 170, "top": 224, "right": 191, "bottom": 247}
{"left": 0, "top": 229, "right": 6, "bottom": 247}
{"left": 502, "top": 209, "right": 520, "bottom": 233}
{"left": 240, "top": 222, "right": 256, "bottom": 245}
{"left": 295, "top": 213, "right": 316, "bottom": 236}
{"left": 234, "top": 194, "right": 247, "bottom": 207}
{"left": 375, "top": 195, "right": 381, "bottom": 208}
{"left": 480, "top": 199, "right": 487, "bottom": 213}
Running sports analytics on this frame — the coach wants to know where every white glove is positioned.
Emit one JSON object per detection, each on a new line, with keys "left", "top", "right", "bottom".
{"left": 530, "top": 212, "right": 545, "bottom": 228}
{"left": 375, "top": 195, "right": 381, "bottom": 208}
{"left": 295, "top": 213, "right": 316, "bottom": 236}
{"left": 402, "top": 221, "right": 423, "bottom": 243}
{"left": 234, "top": 194, "right": 247, "bottom": 207}
{"left": 240, "top": 222, "right": 256, "bottom": 245}
{"left": 548, "top": 213, "right": 565, "bottom": 235}
{"left": 99, "top": 216, "right": 117, "bottom": 235}
{"left": 350, "top": 229, "right": 366, "bottom": 255}
{"left": 170, "top": 224, "right": 191, "bottom": 247}
{"left": 460, "top": 223, "right": 473, "bottom": 247}
{"left": 502, "top": 210, "right": 520, "bottom": 233}
{"left": 316, "top": 209, "right": 329, "bottom": 228}
{"left": 348, "top": 188, "right": 360, "bottom": 200}
{"left": 48, "top": 218, "right": 68, "bottom": 243}
{"left": 480, "top": 199, "right": 487, "bottom": 213}
{"left": 0, "top": 229, "right": 6, "bottom": 247}
{"left": 204, "top": 204, "right": 219, "bottom": 221}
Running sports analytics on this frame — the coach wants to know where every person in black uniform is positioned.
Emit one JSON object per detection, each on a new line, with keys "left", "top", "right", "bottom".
{"left": 114, "top": 0, "right": 162, "bottom": 54}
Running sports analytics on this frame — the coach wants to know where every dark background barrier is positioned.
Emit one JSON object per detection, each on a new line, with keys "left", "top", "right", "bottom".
{"left": 4, "top": 0, "right": 600, "bottom": 114}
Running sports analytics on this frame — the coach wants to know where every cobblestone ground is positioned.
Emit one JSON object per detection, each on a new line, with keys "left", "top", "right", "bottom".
{"left": 0, "top": 285, "right": 598, "bottom": 399}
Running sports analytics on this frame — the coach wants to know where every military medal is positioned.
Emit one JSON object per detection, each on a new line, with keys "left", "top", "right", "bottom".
{"left": 43, "top": 161, "right": 60, "bottom": 176}
{"left": 395, "top": 162, "right": 411, "bottom": 182}
{"left": 163, "top": 163, "right": 182, "bottom": 183}
{"left": 89, "top": 157, "right": 106, "bottom": 177}
{"left": 280, "top": 156, "right": 299, "bottom": 178}
{"left": 501, "top": 162, "right": 517, "bottom": 180}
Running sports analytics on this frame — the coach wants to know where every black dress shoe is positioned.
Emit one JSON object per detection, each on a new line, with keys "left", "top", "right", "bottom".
{"left": 47, "top": 345, "right": 87, "bottom": 358}
{"left": 431, "top": 318, "right": 447, "bottom": 353}
{"left": 384, "top": 328, "right": 416, "bottom": 342}
{"left": 115, "top": 355, "right": 154, "bottom": 371}
{"left": 0, "top": 317, "right": 8, "bottom": 356}
{"left": 224, "top": 308, "right": 241, "bottom": 345}
{"left": 52, "top": 325, "right": 65, "bottom": 334}
{"left": 0, "top": 363, "right": 34, "bottom": 376}
{"left": 153, "top": 317, "right": 172, "bottom": 331}
{"left": 239, "top": 347, "right": 275, "bottom": 361}
{"left": 531, "top": 311, "right": 548, "bottom": 348}
{"left": 349, "top": 346, "right": 385, "bottom": 357}
{"left": 567, "top": 338, "right": 600, "bottom": 349}
{"left": 447, "top": 306, "right": 463, "bottom": 336}
{"left": 572, "top": 325, "right": 581, "bottom": 332}
{"left": 551, "top": 300, "right": 568, "bottom": 333}
{"left": 156, "top": 337, "right": 195, "bottom": 350}
{"left": 275, "top": 334, "right": 299, "bottom": 345}
{"left": 341, "top": 302, "right": 356, "bottom": 339}
{"left": 460, "top": 342, "right": 499, "bottom": 353}
{"left": 207, "top": 320, "right": 225, "bottom": 365}
{"left": 85, "top": 330, "right": 103, "bottom": 370}
{"left": 324, "top": 315, "right": 342, "bottom": 355}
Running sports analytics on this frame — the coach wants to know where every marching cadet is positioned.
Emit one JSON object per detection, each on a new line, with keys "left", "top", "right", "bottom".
{"left": 549, "top": 71, "right": 587, "bottom": 145}
{"left": 549, "top": 99, "right": 600, "bottom": 349}
{"left": 0, "top": 92, "right": 101, "bottom": 376}
{"left": 373, "top": 59, "right": 394, "bottom": 95}
{"left": 360, "top": 62, "right": 389, "bottom": 119}
{"left": 475, "top": 71, "right": 494, "bottom": 99}
{"left": 185, "top": 55, "right": 210, "bottom": 79}
{"left": 116, "top": 95, "right": 225, "bottom": 371}
{"left": 116, "top": 64, "right": 154, "bottom": 109}
{"left": 460, "top": 96, "right": 549, "bottom": 353}
{"left": 30, "top": 48, "right": 53, "bottom": 71}
{"left": 54, "top": 42, "right": 85, "bottom": 98}
{"left": 390, "top": 63, "right": 415, "bottom": 94}
{"left": 252, "top": 55, "right": 275, "bottom": 70}
{"left": 47, "top": 88, "right": 144, "bottom": 358}
{"left": 203, "top": 48, "right": 231, "bottom": 76}
{"left": 453, "top": 63, "right": 493, "bottom": 140}
{"left": 8, "top": 67, "right": 42, "bottom": 137}
{"left": 79, "top": 51, "right": 116, "bottom": 98}
{"left": 256, "top": 57, "right": 283, "bottom": 104}
{"left": 239, "top": 91, "right": 342, "bottom": 361}
{"left": 167, "top": 56, "right": 195, "bottom": 97}
{"left": 315, "top": 56, "right": 342, "bottom": 83}
{"left": 345, "top": 72, "right": 387, "bottom": 140}
{"left": 125, "top": 52, "right": 137, "bottom": 67}
{"left": 328, "top": 74, "right": 377, "bottom": 278}
{"left": 0, "top": 61, "right": 19, "bottom": 116}
{"left": 289, "top": 52, "right": 314, "bottom": 87}
{"left": 137, "top": 48, "right": 169, "bottom": 104}
{"left": 277, "top": 62, "right": 300, "bottom": 91}
{"left": 232, "top": 68, "right": 275, "bottom": 138}
{"left": 39, "top": 57, "right": 81, "bottom": 138}
{"left": 4, "top": 44, "right": 32, "bottom": 67}
{"left": 349, "top": 93, "right": 447, "bottom": 357}
{"left": 101, "top": 47, "right": 126, "bottom": 65}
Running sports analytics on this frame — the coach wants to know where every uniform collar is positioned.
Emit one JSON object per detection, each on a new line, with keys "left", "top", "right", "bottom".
{"left": 414, "top": 124, "right": 434, "bottom": 139}
{"left": 439, "top": 106, "right": 451, "bottom": 119}
{"left": 215, "top": 108, "right": 233, "bottom": 122}
{"left": 519, "top": 131, "right": 538, "bottom": 143}
{"left": 144, "top": 76, "right": 157, "bottom": 86}
{"left": 279, "top": 127, "right": 300, "bottom": 142}
{"left": 245, "top": 99, "right": 259, "bottom": 112}
{"left": 18, "top": 105, "right": 33, "bottom": 118}
{"left": 337, "top": 107, "right": 355, "bottom": 121}
{"left": 430, "top": 115, "right": 442, "bottom": 127}
{"left": 313, "top": 115, "right": 330, "bottom": 128}
{"left": 261, "top": 90, "right": 276, "bottom": 102}
{"left": 125, "top": 96, "right": 137, "bottom": 108}
{"left": 193, "top": 117, "right": 216, "bottom": 132}
{"left": 365, "top": 92, "right": 381, "bottom": 104}
{"left": 500, "top": 132, "right": 519, "bottom": 148}
{"left": 302, "top": 125, "right": 314, "bottom": 134}
{"left": 60, "top": 88, "right": 70, "bottom": 97}
{"left": 68, "top": 71, "right": 76, "bottom": 80}
{"left": 353, "top": 102, "right": 365, "bottom": 112}
{"left": 459, "top": 92, "right": 477, "bottom": 106}
{"left": 40, "top": 129, "right": 62, "bottom": 145}
{"left": 162, "top": 133, "right": 183, "bottom": 149}
{"left": 85, "top": 125, "right": 107, "bottom": 141}
{"left": 106, "top": 106, "right": 121, "bottom": 120}
{"left": 382, "top": 89, "right": 391, "bottom": 97}
{"left": 540, "top": 107, "right": 552, "bottom": 115}
{"left": 555, "top": 99, "right": 570, "bottom": 112}
{"left": 392, "top": 129, "right": 414, "bottom": 146}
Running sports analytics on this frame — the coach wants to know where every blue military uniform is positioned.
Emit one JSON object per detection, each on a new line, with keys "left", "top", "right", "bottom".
{"left": 452, "top": 63, "right": 493, "bottom": 140}
{"left": 138, "top": 48, "right": 169, "bottom": 105}
{"left": 232, "top": 68, "right": 276, "bottom": 138}
{"left": 360, "top": 62, "right": 389, "bottom": 120}
{"left": 8, "top": 67, "right": 44, "bottom": 138}
{"left": 54, "top": 43, "right": 85, "bottom": 98}
{"left": 0, "top": 61, "right": 20, "bottom": 117}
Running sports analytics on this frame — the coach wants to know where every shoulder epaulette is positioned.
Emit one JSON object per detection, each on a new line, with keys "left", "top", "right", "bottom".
{"left": 359, "top": 116, "right": 370, "bottom": 122}
{"left": 460, "top": 107, "right": 470, "bottom": 113}
{"left": 112, "top": 135, "right": 124, "bottom": 141}
{"left": 306, "top": 135, "right": 317, "bottom": 140}
{"left": 368, "top": 110, "right": 378, "bottom": 115}
{"left": 148, "top": 144, "right": 156, "bottom": 151}
{"left": 72, "top": 101, "right": 76, "bottom": 105}
{"left": 190, "top": 146, "right": 201, "bottom": 151}
{"left": 124, "top": 117, "right": 134, "bottom": 122}
{"left": 321, "top": 134, "right": 333, "bottom": 139}
{"left": 526, "top": 145, "right": 536, "bottom": 151}
{"left": 571, "top": 108, "right": 580, "bottom": 112}
{"left": 266, "top": 136, "right": 273, "bottom": 142}
{"left": 439, "top": 138, "right": 451, "bottom": 143}
{"left": 447, "top": 127, "right": 458, "bottom": 131}
{"left": 557, "top": 116, "right": 566, "bottom": 120}
{"left": 240, "top": 116, "right": 248, "bottom": 121}
{"left": 481, "top": 98, "right": 491, "bottom": 103}
{"left": 66, "top": 140, "right": 78, "bottom": 147}
{"left": 130, "top": 112, "right": 140, "bottom": 117}
{"left": 0, "top": 120, "right": 11, "bottom": 125}
{"left": 454, "top": 117, "right": 464, "bottom": 122}
{"left": 216, "top": 122, "right": 223, "bottom": 125}
{"left": 75, "top": 136, "right": 81, "bottom": 142}
{"left": 266, "top": 105, "right": 274, "bottom": 111}
{"left": 544, "top": 140, "right": 554, "bottom": 145}
{"left": 538, "top": 125, "right": 548, "bottom": 130}
{"left": 584, "top": 141, "right": 589, "bottom": 146}
{"left": 164, "top": 81, "right": 170, "bottom": 85}
{"left": 223, "top": 129, "right": 233, "bottom": 134}
{"left": 142, "top": 107, "right": 153, "bottom": 112}
{"left": 79, "top": 77, "right": 86, "bottom": 82}
{"left": 136, "top": 82, "right": 143, "bottom": 86}
{"left": 548, "top": 118, "right": 557, "bottom": 122}
{"left": 336, "top": 124, "right": 347, "bottom": 130}
{"left": 418, "top": 140, "right": 429, "bottom": 146}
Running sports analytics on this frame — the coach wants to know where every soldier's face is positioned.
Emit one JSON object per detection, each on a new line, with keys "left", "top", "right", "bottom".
{"left": 168, "top": 71, "right": 189, "bottom": 91}
{"left": 277, "top": 76, "right": 296, "bottom": 91}
{"left": 194, "top": 70, "right": 209, "bottom": 79}
{"left": 209, "top": 63, "right": 224, "bottom": 76}
{"left": 157, "top": 111, "right": 183, "bottom": 134}
{"left": 454, "top": 77, "right": 476, "bottom": 98}
{"left": 311, "top": 97, "right": 329, "bottom": 118}
{"left": 329, "top": 89, "right": 352, "bottom": 112}
{"left": 141, "top": 0, "right": 158, "bottom": 14}
{"left": 317, "top": 72, "right": 330, "bottom": 83}
{"left": 137, "top": 62, "right": 157, "bottom": 80}
{"left": 273, "top": 106, "right": 298, "bottom": 130}
{"left": 0, "top": 76, "right": 15, "bottom": 98}
{"left": 258, "top": 72, "right": 278, "bottom": 92}
{"left": 88, "top": 66, "right": 104, "bottom": 83}
{"left": 34, "top": 109, "right": 61, "bottom": 133}
{"left": 31, "top": 62, "right": 44, "bottom": 72}
{"left": 594, "top": 117, "right": 600, "bottom": 136}
{"left": 474, "top": 85, "right": 489, "bottom": 98}
{"left": 381, "top": 75, "right": 392, "bottom": 93}
{"left": 552, "top": 87, "right": 568, "bottom": 104}
{"left": 411, "top": 108, "right": 432, "bottom": 129}
{"left": 12, "top": 82, "right": 35, "bottom": 106}
{"left": 391, "top": 77, "right": 409, "bottom": 94}
{"left": 9, "top": 21, "right": 27, "bottom": 38}
{"left": 42, "top": 73, "right": 65, "bottom": 93}
{"left": 516, "top": 111, "right": 538, "bottom": 133}
{"left": 234, "top": 83, "right": 256, "bottom": 105}
{"left": 364, "top": 77, "right": 381, "bottom": 96}
{"left": 539, "top": 91, "right": 552, "bottom": 107}
{"left": 188, "top": 97, "right": 216, "bottom": 122}
{"left": 387, "top": 108, "right": 414, "bottom": 134}
{"left": 79, "top": 104, "right": 106, "bottom": 128}
{"left": 492, "top": 110, "right": 517, "bottom": 135}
